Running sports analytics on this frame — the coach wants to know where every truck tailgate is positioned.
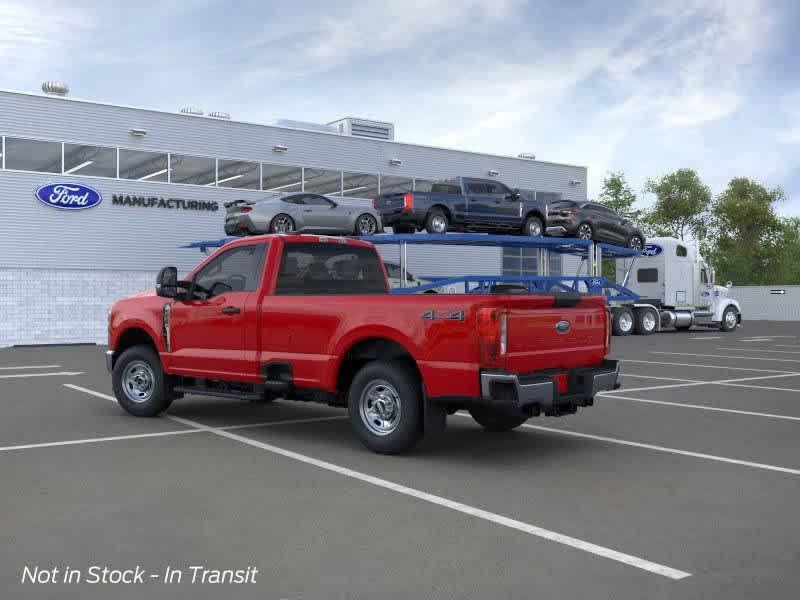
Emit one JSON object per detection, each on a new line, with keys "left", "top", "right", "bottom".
{"left": 503, "top": 296, "right": 608, "bottom": 373}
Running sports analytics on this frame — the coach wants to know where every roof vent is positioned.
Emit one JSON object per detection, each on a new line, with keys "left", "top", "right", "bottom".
{"left": 42, "top": 81, "right": 69, "bottom": 96}
{"left": 180, "top": 106, "right": 204, "bottom": 116}
{"left": 518, "top": 152, "right": 536, "bottom": 160}
{"left": 208, "top": 111, "right": 231, "bottom": 120}
{"left": 328, "top": 117, "right": 395, "bottom": 141}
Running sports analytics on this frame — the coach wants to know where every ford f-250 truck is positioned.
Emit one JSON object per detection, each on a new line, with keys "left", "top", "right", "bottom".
{"left": 107, "top": 234, "right": 619, "bottom": 453}
{"left": 374, "top": 177, "right": 549, "bottom": 236}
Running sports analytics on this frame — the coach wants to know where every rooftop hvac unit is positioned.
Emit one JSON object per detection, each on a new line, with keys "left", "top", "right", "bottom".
{"left": 180, "top": 106, "right": 204, "bottom": 116}
{"left": 328, "top": 117, "right": 395, "bottom": 141}
{"left": 42, "top": 81, "right": 69, "bottom": 96}
{"left": 208, "top": 111, "right": 231, "bottom": 120}
{"left": 518, "top": 152, "right": 536, "bottom": 160}
{"left": 271, "top": 119, "right": 338, "bottom": 134}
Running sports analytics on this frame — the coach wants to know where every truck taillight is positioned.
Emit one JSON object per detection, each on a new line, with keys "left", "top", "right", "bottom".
{"left": 402, "top": 193, "right": 414, "bottom": 212}
{"left": 372, "top": 198, "right": 377, "bottom": 209}
{"left": 477, "top": 308, "right": 507, "bottom": 367}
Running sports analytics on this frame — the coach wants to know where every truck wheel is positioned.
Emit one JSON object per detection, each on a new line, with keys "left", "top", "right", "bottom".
{"left": 612, "top": 307, "right": 634, "bottom": 336}
{"left": 523, "top": 215, "right": 544, "bottom": 237}
{"left": 112, "top": 345, "right": 173, "bottom": 417}
{"left": 634, "top": 307, "right": 658, "bottom": 335}
{"left": 347, "top": 360, "right": 423, "bottom": 454}
{"left": 425, "top": 209, "right": 449, "bottom": 234}
{"left": 468, "top": 406, "right": 528, "bottom": 432}
{"left": 270, "top": 214, "right": 295, "bottom": 233}
{"left": 720, "top": 306, "right": 739, "bottom": 332}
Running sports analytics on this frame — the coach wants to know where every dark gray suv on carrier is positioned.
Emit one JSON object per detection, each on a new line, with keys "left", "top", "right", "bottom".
{"left": 546, "top": 200, "right": 645, "bottom": 249}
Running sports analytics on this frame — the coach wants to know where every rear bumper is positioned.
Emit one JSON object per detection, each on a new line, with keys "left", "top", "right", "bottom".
{"left": 479, "top": 359, "right": 620, "bottom": 415}
{"left": 380, "top": 210, "right": 420, "bottom": 228}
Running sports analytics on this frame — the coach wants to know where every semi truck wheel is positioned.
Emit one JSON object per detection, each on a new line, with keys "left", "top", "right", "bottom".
{"left": 348, "top": 360, "right": 423, "bottom": 454}
{"left": 468, "top": 406, "right": 528, "bottom": 432}
{"left": 720, "top": 306, "right": 739, "bottom": 332}
{"left": 634, "top": 307, "right": 658, "bottom": 335}
{"left": 112, "top": 345, "right": 173, "bottom": 417}
{"left": 612, "top": 307, "right": 634, "bottom": 336}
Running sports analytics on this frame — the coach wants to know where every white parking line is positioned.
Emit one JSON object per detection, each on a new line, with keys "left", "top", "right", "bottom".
{"left": 0, "top": 429, "right": 205, "bottom": 453}
{"left": 717, "top": 347, "right": 800, "bottom": 355}
{"left": 601, "top": 393, "right": 800, "bottom": 422}
{"left": 622, "top": 374, "right": 697, "bottom": 383}
{"left": 620, "top": 372, "right": 800, "bottom": 393}
{"left": 774, "top": 344, "right": 800, "bottom": 349}
{"left": 0, "top": 371, "right": 84, "bottom": 379}
{"left": 611, "top": 372, "right": 800, "bottom": 394}
{"left": 519, "top": 424, "right": 800, "bottom": 477}
{"left": 652, "top": 351, "right": 800, "bottom": 364}
{"left": 689, "top": 336, "right": 721, "bottom": 340}
{"left": 0, "top": 364, "right": 61, "bottom": 370}
{"left": 66, "top": 384, "right": 691, "bottom": 580}
{"left": 622, "top": 359, "right": 796, "bottom": 373}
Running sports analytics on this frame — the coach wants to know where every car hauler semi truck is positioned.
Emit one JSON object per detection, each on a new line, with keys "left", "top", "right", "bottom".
{"left": 611, "top": 236, "right": 741, "bottom": 335}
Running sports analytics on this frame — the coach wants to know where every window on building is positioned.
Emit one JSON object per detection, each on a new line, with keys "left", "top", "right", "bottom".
{"left": 304, "top": 167, "right": 342, "bottom": 195}
{"left": 342, "top": 172, "right": 379, "bottom": 198}
{"left": 119, "top": 149, "right": 169, "bottom": 182}
{"left": 380, "top": 176, "right": 413, "bottom": 195}
{"left": 63, "top": 143, "right": 117, "bottom": 177}
{"left": 4, "top": 137, "right": 61, "bottom": 173}
{"left": 217, "top": 159, "right": 260, "bottom": 189}
{"left": 637, "top": 268, "right": 659, "bottom": 283}
{"left": 502, "top": 248, "right": 562, "bottom": 277}
{"left": 262, "top": 163, "right": 302, "bottom": 193}
{"left": 413, "top": 178, "right": 435, "bottom": 192}
{"left": 676, "top": 245, "right": 688, "bottom": 257}
{"left": 170, "top": 154, "right": 216, "bottom": 186}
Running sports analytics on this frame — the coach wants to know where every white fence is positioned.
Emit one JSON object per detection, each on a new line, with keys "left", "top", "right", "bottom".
{"left": 728, "top": 285, "right": 800, "bottom": 321}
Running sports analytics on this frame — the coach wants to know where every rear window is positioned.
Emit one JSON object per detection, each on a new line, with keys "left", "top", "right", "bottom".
{"left": 637, "top": 268, "right": 659, "bottom": 283}
{"left": 275, "top": 243, "right": 388, "bottom": 295}
{"left": 430, "top": 183, "right": 461, "bottom": 195}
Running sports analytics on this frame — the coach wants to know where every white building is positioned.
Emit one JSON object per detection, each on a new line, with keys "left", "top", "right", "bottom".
{"left": 0, "top": 85, "right": 588, "bottom": 346}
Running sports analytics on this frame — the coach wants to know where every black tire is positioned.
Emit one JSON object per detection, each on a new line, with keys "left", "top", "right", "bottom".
{"left": 523, "top": 215, "right": 544, "bottom": 237}
{"left": 720, "top": 306, "right": 739, "bottom": 332}
{"left": 347, "top": 360, "right": 423, "bottom": 454}
{"left": 468, "top": 406, "right": 528, "bottom": 432}
{"left": 269, "top": 214, "right": 295, "bottom": 233}
{"left": 576, "top": 222, "right": 593, "bottom": 240}
{"left": 612, "top": 307, "right": 634, "bottom": 336}
{"left": 354, "top": 213, "right": 379, "bottom": 235}
{"left": 112, "top": 345, "right": 173, "bottom": 417}
{"left": 628, "top": 234, "right": 644, "bottom": 250}
{"left": 425, "top": 208, "right": 449, "bottom": 234}
{"left": 392, "top": 224, "right": 415, "bottom": 234}
{"left": 634, "top": 307, "right": 658, "bottom": 335}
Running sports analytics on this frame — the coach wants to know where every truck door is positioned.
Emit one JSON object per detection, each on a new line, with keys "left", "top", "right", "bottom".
{"left": 464, "top": 180, "right": 490, "bottom": 226}
{"left": 168, "top": 243, "right": 267, "bottom": 380}
{"left": 696, "top": 262, "right": 714, "bottom": 308}
{"left": 484, "top": 181, "right": 521, "bottom": 227}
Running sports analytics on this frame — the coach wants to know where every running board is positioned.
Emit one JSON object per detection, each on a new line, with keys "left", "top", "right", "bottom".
{"left": 173, "top": 385, "right": 263, "bottom": 401}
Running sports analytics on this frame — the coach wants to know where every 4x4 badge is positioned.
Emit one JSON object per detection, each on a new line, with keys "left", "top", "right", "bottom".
{"left": 422, "top": 310, "right": 465, "bottom": 322}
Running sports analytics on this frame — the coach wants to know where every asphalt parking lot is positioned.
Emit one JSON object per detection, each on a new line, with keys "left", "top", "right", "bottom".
{"left": 3, "top": 321, "right": 800, "bottom": 599}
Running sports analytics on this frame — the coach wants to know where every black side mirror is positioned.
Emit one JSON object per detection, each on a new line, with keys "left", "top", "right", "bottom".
{"left": 156, "top": 266, "right": 178, "bottom": 298}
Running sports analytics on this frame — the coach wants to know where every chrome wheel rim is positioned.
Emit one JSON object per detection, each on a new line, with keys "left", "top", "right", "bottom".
{"left": 577, "top": 224, "right": 592, "bottom": 239}
{"left": 122, "top": 360, "right": 155, "bottom": 404}
{"left": 725, "top": 309, "right": 737, "bottom": 329}
{"left": 359, "top": 379, "right": 401, "bottom": 436}
{"left": 357, "top": 215, "right": 377, "bottom": 235}
{"left": 431, "top": 215, "right": 447, "bottom": 233}
{"left": 272, "top": 215, "right": 294, "bottom": 233}
{"left": 629, "top": 236, "right": 643, "bottom": 250}
{"left": 619, "top": 312, "right": 633, "bottom": 332}
{"left": 527, "top": 220, "right": 542, "bottom": 236}
{"left": 642, "top": 311, "right": 656, "bottom": 331}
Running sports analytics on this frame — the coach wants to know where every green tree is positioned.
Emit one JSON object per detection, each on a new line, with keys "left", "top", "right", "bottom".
{"left": 598, "top": 171, "right": 640, "bottom": 220}
{"left": 643, "top": 169, "right": 711, "bottom": 241}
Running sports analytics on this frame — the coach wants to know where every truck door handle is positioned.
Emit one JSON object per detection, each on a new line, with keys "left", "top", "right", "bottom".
{"left": 304, "top": 209, "right": 312, "bottom": 213}
{"left": 221, "top": 306, "right": 241, "bottom": 315}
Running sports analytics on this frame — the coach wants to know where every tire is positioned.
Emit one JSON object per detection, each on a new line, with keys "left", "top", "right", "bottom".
{"left": 634, "top": 307, "right": 658, "bottom": 335}
{"left": 576, "top": 222, "right": 593, "bottom": 240}
{"left": 720, "top": 306, "right": 739, "bottom": 332}
{"left": 355, "top": 213, "right": 379, "bottom": 235}
{"left": 112, "top": 345, "right": 173, "bottom": 417}
{"left": 347, "top": 360, "right": 423, "bottom": 454}
{"left": 468, "top": 406, "right": 528, "bottom": 432}
{"left": 269, "top": 214, "right": 295, "bottom": 233}
{"left": 628, "top": 235, "right": 644, "bottom": 250}
{"left": 425, "top": 209, "right": 449, "bottom": 234}
{"left": 612, "top": 307, "right": 634, "bottom": 336}
{"left": 523, "top": 215, "right": 544, "bottom": 237}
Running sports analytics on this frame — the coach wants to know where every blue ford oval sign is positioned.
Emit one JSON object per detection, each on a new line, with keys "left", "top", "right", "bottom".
{"left": 35, "top": 183, "right": 103, "bottom": 210}
{"left": 642, "top": 244, "right": 663, "bottom": 257}
{"left": 556, "top": 320, "right": 571, "bottom": 333}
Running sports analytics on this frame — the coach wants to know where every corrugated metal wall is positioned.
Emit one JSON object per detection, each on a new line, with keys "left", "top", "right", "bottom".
{"left": 728, "top": 286, "right": 800, "bottom": 321}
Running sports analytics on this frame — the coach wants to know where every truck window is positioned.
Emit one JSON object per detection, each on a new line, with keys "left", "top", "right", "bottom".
{"left": 194, "top": 244, "right": 267, "bottom": 296}
{"left": 275, "top": 243, "right": 388, "bottom": 295}
{"left": 701, "top": 268, "right": 708, "bottom": 284}
{"left": 637, "top": 268, "right": 659, "bottom": 283}
{"left": 466, "top": 182, "right": 487, "bottom": 194}
{"left": 676, "top": 245, "right": 688, "bottom": 257}
{"left": 430, "top": 183, "right": 461, "bottom": 195}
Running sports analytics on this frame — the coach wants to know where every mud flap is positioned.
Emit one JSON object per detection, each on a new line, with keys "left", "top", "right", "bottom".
{"left": 423, "top": 391, "right": 447, "bottom": 434}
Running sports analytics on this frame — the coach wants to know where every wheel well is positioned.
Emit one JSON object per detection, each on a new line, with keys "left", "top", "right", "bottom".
{"left": 428, "top": 204, "right": 451, "bottom": 222}
{"left": 337, "top": 338, "right": 421, "bottom": 400}
{"left": 524, "top": 210, "right": 544, "bottom": 223}
{"left": 115, "top": 328, "right": 157, "bottom": 358}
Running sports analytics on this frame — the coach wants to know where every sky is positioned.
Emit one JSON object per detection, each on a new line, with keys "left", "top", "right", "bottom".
{"left": 2, "top": 0, "right": 799, "bottom": 213}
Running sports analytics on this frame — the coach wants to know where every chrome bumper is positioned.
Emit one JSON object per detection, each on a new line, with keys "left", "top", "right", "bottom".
{"left": 105, "top": 350, "right": 115, "bottom": 372}
{"left": 480, "top": 360, "right": 620, "bottom": 410}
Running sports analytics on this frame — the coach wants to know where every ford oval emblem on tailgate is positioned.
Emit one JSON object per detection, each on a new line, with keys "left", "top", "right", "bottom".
{"left": 35, "top": 183, "right": 103, "bottom": 210}
{"left": 555, "top": 320, "right": 571, "bottom": 333}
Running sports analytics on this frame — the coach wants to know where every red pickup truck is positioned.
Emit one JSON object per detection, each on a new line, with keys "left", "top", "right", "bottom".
{"left": 107, "top": 234, "right": 619, "bottom": 453}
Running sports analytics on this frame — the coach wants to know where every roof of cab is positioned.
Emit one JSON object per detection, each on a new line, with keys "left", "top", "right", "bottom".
{"left": 220, "top": 234, "right": 376, "bottom": 250}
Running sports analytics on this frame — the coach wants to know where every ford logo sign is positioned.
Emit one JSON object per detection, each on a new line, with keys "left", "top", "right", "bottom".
{"left": 555, "top": 320, "right": 571, "bottom": 333}
{"left": 35, "top": 183, "right": 102, "bottom": 210}
{"left": 642, "top": 244, "right": 663, "bottom": 257}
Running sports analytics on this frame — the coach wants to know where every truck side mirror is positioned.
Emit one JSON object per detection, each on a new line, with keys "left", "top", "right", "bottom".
{"left": 156, "top": 266, "right": 178, "bottom": 298}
